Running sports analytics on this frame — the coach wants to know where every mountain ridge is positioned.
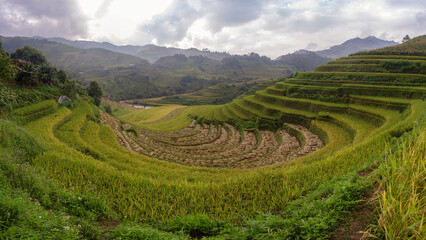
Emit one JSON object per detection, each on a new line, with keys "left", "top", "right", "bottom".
{"left": 277, "top": 36, "right": 398, "bottom": 60}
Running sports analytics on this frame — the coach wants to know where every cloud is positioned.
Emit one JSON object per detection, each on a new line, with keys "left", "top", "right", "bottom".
{"left": 416, "top": 11, "right": 426, "bottom": 25}
{"left": 95, "top": 0, "right": 114, "bottom": 18}
{"left": 305, "top": 42, "right": 319, "bottom": 50}
{"left": 138, "top": 0, "right": 200, "bottom": 44}
{"left": 202, "top": 0, "right": 267, "bottom": 33}
{"left": 0, "top": 0, "right": 88, "bottom": 39}
{"left": 1, "top": 0, "right": 425, "bottom": 58}
{"left": 174, "top": 0, "right": 426, "bottom": 57}
{"left": 137, "top": 0, "right": 269, "bottom": 44}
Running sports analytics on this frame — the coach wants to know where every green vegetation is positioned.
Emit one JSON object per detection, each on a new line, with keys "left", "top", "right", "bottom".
{"left": 377, "top": 120, "right": 425, "bottom": 239}
{"left": 353, "top": 35, "right": 426, "bottom": 56}
{"left": 87, "top": 81, "right": 103, "bottom": 106}
{"left": 0, "top": 35, "right": 425, "bottom": 239}
{"left": 135, "top": 80, "right": 277, "bottom": 106}
{"left": 1, "top": 37, "right": 331, "bottom": 101}
{"left": 10, "top": 45, "right": 47, "bottom": 65}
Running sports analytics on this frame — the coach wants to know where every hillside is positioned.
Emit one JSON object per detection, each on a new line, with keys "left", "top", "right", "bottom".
{"left": 353, "top": 35, "right": 426, "bottom": 56}
{"left": 2, "top": 36, "right": 331, "bottom": 101}
{"left": 314, "top": 36, "right": 397, "bottom": 58}
{"left": 1, "top": 35, "right": 425, "bottom": 239}
{"left": 136, "top": 44, "right": 231, "bottom": 63}
{"left": 3, "top": 36, "right": 395, "bottom": 102}
{"left": 43, "top": 37, "right": 145, "bottom": 55}
{"left": 46, "top": 35, "right": 397, "bottom": 63}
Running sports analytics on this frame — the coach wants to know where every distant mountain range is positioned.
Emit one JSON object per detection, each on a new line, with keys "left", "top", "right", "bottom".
{"left": 277, "top": 36, "right": 398, "bottom": 60}
{"left": 38, "top": 37, "right": 232, "bottom": 63}
{"left": 44, "top": 36, "right": 397, "bottom": 62}
{"left": 0, "top": 35, "right": 397, "bottom": 101}
{"left": 315, "top": 36, "right": 398, "bottom": 58}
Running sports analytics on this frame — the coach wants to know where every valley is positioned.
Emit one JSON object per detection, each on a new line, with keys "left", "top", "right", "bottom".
{"left": 0, "top": 35, "right": 425, "bottom": 239}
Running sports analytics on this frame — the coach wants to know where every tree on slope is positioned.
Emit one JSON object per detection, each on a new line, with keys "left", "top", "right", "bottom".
{"left": 11, "top": 46, "right": 47, "bottom": 65}
{"left": 87, "top": 81, "right": 103, "bottom": 106}
{"left": 402, "top": 35, "right": 411, "bottom": 43}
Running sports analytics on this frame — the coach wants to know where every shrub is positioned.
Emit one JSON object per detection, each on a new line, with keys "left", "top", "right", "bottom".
{"left": 167, "top": 214, "right": 229, "bottom": 238}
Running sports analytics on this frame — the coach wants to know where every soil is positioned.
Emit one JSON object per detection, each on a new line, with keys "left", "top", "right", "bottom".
{"left": 100, "top": 113, "right": 327, "bottom": 168}
{"left": 331, "top": 189, "right": 377, "bottom": 240}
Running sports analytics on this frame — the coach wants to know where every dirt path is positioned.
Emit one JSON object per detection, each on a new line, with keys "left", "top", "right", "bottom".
{"left": 331, "top": 186, "right": 376, "bottom": 240}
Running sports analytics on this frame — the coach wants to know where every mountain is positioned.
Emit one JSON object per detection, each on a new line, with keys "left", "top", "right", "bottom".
{"left": 136, "top": 45, "right": 231, "bottom": 63}
{"left": 0, "top": 36, "right": 330, "bottom": 101}
{"left": 275, "top": 51, "right": 330, "bottom": 71}
{"left": 44, "top": 37, "right": 145, "bottom": 55}
{"left": 352, "top": 35, "right": 426, "bottom": 56}
{"left": 0, "top": 36, "right": 157, "bottom": 100}
{"left": 315, "top": 36, "right": 398, "bottom": 58}
{"left": 43, "top": 37, "right": 231, "bottom": 63}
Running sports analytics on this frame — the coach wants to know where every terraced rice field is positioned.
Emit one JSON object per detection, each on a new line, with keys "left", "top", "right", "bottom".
{"left": 14, "top": 39, "right": 426, "bottom": 233}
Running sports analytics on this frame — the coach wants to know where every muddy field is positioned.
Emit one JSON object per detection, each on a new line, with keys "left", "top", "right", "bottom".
{"left": 100, "top": 111, "right": 325, "bottom": 168}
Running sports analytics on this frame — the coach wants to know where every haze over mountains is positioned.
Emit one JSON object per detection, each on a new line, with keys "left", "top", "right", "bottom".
{"left": 0, "top": 35, "right": 397, "bottom": 100}
{"left": 41, "top": 36, "right": 397, "bottom": 62}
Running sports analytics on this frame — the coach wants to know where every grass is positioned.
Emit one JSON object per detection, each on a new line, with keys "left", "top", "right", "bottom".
{"left": 296, "top": 71, "right": 426, "bottom": 85}
{"left": 12, "top": 99, "right": 57, "bottom": 116}
{"left": 119, "top": 105, "right": 184, "bottom": 124}
{"left": 342, "top": 84, "right": 426, "bottom": 99}
{"left": 377, "top": 118, "right": 426, "bottom": 239}
{"left": 2, "top": 37, "right": 426, "bottom": 239}
{"left": 142, "top": 105, "right": 219, "bottom": 131}
{"left": 315, "top": 63, "right": 382, "bottom": 72}
{"left": 0, "top": 120, "right": 112, "bottom": 239}
{"left": 20, "top": 98, "right": 394, "bottom": 222}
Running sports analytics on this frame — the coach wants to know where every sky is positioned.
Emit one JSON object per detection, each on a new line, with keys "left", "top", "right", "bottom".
{"left": 0, "top": 0, "right": 425, "bottom": 58}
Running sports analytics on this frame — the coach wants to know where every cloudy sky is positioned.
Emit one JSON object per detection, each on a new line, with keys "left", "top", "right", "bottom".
{"left": 0, "top": 0, "right": 425, "bottom": 58}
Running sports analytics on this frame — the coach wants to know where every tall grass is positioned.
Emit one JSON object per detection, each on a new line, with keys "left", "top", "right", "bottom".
{"left": 377, "top": 118, "right": 425, "bottom": 239}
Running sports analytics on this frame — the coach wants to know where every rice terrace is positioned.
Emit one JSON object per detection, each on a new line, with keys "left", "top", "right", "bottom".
{"left": 1, "top": 5, "right": 426, "bottom": 239}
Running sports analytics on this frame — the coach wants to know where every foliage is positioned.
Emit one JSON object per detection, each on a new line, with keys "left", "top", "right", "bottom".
{"left": 353, "top": 35, "right": 426, "bottom": 56}
{"left": 381, "top": 60, "right": 426, "bottom": 74}
{"left": 377, "top": 119, "right": 425, "bottom": 239}
{"left": 12, "top": 99, "right": 57, "bottom": 123}
{"left": 402, "top": 34, "right": 411, "bottom": 43}
{"left": 87, "top": 81, "right": 103, "bottom": 106}
{"left": 167, "top": 214, "right": 229, "bottom": 237}
{"left": 0, "top": 52, "right": 16, "bottom": 81}
{"left": 0, "top": 120, "right": 113, "bottom": 239}
{"left": 296, "top": 71, "right": 426, "bottom": 85}
{"left": 149, "top": 81, "right": 276, "bottom": 106}
{"left": 15, "top": 62, "right": 38, "bottom": 87}
{"left": 1, "top": 36, "right": 426, "bottom": 240}
{"left": 104, "top": 104, "right": 113, "bottom": 114}
{"left": 11, "top": 45, "right": 47, "bottom": 65}
{"left": 36, "top": 63, "right": 57, "bottom": 85}
{"left": 112, "top": 224, "right": 185, "bottom": 240}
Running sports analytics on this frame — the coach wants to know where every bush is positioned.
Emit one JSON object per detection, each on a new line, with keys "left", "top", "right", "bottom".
{"left": 10, "top": 46, "right": 46, "bottom": 65}
{"left": 167, "top": 214, "right": 229, "bottom": 238}
{"left": 112, "top": 224, "right": 184, "bottom": 240}
{"left": 381, "top": 60, "right": 426, "bottom": 74}
{"left": 0, "top": 52, "right": 16, "bottom": 81}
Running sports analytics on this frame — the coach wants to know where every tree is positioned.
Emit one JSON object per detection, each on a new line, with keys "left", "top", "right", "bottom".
{"left": 402, "top": 35, "right": 411, "bottom": 43}
{"left": 0, "top": 52, "right": 16, "bottom": 81}
{"left": 87, "top": 81, "right": 103, "bottom": 106}
{"left": 36, "top": 63, "right": 56, "bottom": 85}
{"left": 57, "top": 69, "right": 68, "bottom": 84}
{"left": 11, "top": 46, "right": 47, "bottom": 65}
{"left": 15, "top": 63, "right": 38, "bottom": 87}
{"left": 61, "top": 79, "right": 77, "bottom": 97}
